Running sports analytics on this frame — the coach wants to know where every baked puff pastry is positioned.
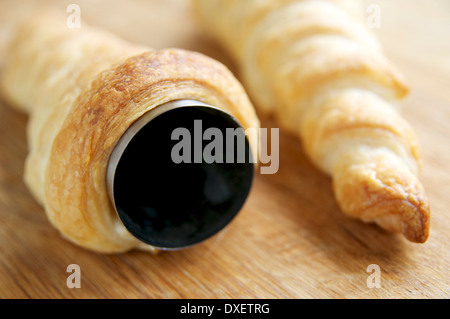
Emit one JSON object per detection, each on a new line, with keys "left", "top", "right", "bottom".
{"left": 194, "top": 0, "right": 430, "bottom": 243}
{"left": 0, "top": 11, "right": 259, "bottom": 252}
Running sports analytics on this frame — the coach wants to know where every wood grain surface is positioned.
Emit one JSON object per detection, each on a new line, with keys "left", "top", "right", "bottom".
{"left": 0, "top": 0, "right": 449, "bottom": 299}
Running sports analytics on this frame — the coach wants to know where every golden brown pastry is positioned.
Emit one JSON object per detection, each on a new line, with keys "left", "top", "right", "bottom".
{"left": 194, "top": 0, "right": 430, "bottom": 243}
{"left": 0, "top": 11, "right": 259, "bottom": 253}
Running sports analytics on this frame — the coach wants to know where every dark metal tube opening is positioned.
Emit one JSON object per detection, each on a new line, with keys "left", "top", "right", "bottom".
{"left": 107, "top": 100, "right": 254, "bottom": 250}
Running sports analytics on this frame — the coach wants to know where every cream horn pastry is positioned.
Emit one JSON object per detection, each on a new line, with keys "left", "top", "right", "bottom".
{"left": 0, "top": 11, "right": 259, "bottom": 252}
{"left": 193, "top": 0, "right": 430, "bottom": 243}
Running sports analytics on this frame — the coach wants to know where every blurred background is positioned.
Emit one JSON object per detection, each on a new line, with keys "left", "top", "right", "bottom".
{"left": 1, "top": 0, "right": 449, "bottom": 72}
{"left": 0, "top": 0, "right": 449, "bottom": 298}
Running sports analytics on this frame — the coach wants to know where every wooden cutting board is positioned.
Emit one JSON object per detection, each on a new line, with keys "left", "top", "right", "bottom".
{"left": 1, "top": 0, "right": 449, "bottom": 299}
